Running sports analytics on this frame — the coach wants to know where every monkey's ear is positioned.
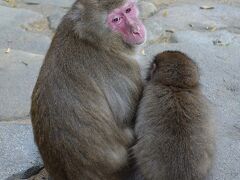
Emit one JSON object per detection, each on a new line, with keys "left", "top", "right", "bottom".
{"left": 151, "top": 63, "right": 157, "bottom": 78}
{"left": 150, "top": 63, "right": 157, "bottom": 79}
{"left": 146, "top": 62, "right": 157, "bottom": 81}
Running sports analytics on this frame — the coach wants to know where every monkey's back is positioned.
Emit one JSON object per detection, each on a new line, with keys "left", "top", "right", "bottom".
{"left": 134, "top": 83, "right": 215, "bottom": 180}
{"left": 31, "top": 17, "right": 142, "bottom": 180}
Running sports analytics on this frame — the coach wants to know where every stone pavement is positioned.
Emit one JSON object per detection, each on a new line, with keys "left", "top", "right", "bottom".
{"left": 0, "top": 0, "right": 240, "bottom": 179}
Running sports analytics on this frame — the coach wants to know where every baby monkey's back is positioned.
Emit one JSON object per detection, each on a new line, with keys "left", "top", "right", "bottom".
{"left": 134, "top": 51, "right": 215, "bottom": 180}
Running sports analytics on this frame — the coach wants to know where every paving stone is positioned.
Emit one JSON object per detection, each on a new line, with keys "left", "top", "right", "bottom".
{"left": 0, "top": 122, "right": 41, "bottom": 180}
{"left": 21, "top": 0, "right": 75, "bottom": 8}
{"left": 147, "top": 0, "right": 240, "bottom": 7}
{"left": 139, "top": 1, "right": 157, "bottom": 19}
{"left": 0, "top": 50, "right": 43, "bottom": 121}
{"left": 0, "top": 0, "right": 240, "bottom": 179}
{"left": 144, "top": 3, "right": 240, "bottom": 43}
{"left": 0, "top": 5, "right": 51, "bottom": 55}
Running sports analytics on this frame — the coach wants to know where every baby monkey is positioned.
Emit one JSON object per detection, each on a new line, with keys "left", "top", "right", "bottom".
{"left": 134, "top": 51, "right": 215, "bottom": 180}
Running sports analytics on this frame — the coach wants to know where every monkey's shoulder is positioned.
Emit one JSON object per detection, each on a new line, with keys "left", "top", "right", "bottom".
{"left": 139, "top": 84, "right": 207, "bottom": 124}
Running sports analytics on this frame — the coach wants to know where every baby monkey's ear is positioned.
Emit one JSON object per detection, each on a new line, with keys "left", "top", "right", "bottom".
{"left": 150, "top": 63, "right": 157, "bottom": 80}
{"left": 146, "top": 61, "right": 157, "bottom": 82}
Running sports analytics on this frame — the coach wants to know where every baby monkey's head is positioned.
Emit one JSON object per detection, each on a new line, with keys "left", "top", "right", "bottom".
{"left": 147, "top": 51, "right": 200, "bottom": 88}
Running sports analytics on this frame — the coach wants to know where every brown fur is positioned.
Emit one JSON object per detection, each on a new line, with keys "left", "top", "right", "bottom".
{"left": 31, "top": 0, "right": 142, "bottom": 179}
{"left": 134, "top": 51, "right": 215, "bottom": 180}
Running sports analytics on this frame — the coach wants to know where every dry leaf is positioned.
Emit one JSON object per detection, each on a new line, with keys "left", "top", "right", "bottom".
{"left": 213, "top": 40, "right": 230, "bottom": 47}
{"left": 141, "top": 49, "right": 146, "bottom": 56}
{"left": 200, "top": 6, "right": 214, "bottom": 10}
{"left": 163, "top": 10, "right": 168, "bottom": 17}
{"left": 165, "top": 29, "right": 175, "bottom": 33}
{"left": 210, "top": 26, "right": 217, "bottom": 32}
{"left": 21, "top": 61, "right": 28, "bottom": 66}
{"left": 206, "top": 25, "right": 217, "bottom": 31}
{"left": 4, "top": 0, "right": 16, "bottom": 7}
{"left": 5, "top": 48, "right": 11, "bottom": 54}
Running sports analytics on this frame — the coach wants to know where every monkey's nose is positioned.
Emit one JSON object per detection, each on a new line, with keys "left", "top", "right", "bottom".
{"left": 131, "top": 25, "right": 141, "bottom": 36}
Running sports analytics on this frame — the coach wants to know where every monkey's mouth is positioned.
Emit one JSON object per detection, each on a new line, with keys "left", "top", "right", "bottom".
{"left": 129, "top": 31, "right": 146, "bottom": 45}
{"left": 122, "top": 24, "right": 146, "bottom": 45}
{"left": 129, "top": 24, "right": 146, "bottom": 45}
{"left": 133, "top": 31, "right": 140, "bottom": 36}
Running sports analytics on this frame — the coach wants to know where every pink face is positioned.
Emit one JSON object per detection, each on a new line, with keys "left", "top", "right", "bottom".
{"left": 107, "top": 0, "right": 146, "bottom": 45}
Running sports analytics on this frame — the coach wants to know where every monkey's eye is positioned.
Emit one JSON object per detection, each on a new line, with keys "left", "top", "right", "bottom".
{"left": 112, "top": 17, "right": 120, "bottom": 23}
{"left": 112, "top": 17, "right": 123, "bottom": 24}
{"left": 126, "top": 8, "right": 131, "bottom": 13}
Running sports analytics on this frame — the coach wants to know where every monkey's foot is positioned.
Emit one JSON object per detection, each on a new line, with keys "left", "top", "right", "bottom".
{"left": 27, "top": 168, "right": 49, "bottom": 180}
{"left": 6, "top": 165, "right": 49, "bottom": 180}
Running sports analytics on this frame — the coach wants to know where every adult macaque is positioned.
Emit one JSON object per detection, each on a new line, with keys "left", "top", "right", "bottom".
{"left": 134, "top": 51, "right": 215, "bottom": 180}
{"left": 31, "top": 0, "right": 146, "bottom": 179}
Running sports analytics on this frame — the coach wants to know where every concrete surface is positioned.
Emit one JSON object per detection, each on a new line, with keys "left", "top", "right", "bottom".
{"left": 0, "top": 6, "right": 51, "bottom": 55}
{"left": 0, "top": 121, "right": 42, "bottom": 180}
{"left": 0, "top": 0, "right": 239, "bottom": 179}
{"left": 0, "top": 50, "right": 43, "bottom": 121}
